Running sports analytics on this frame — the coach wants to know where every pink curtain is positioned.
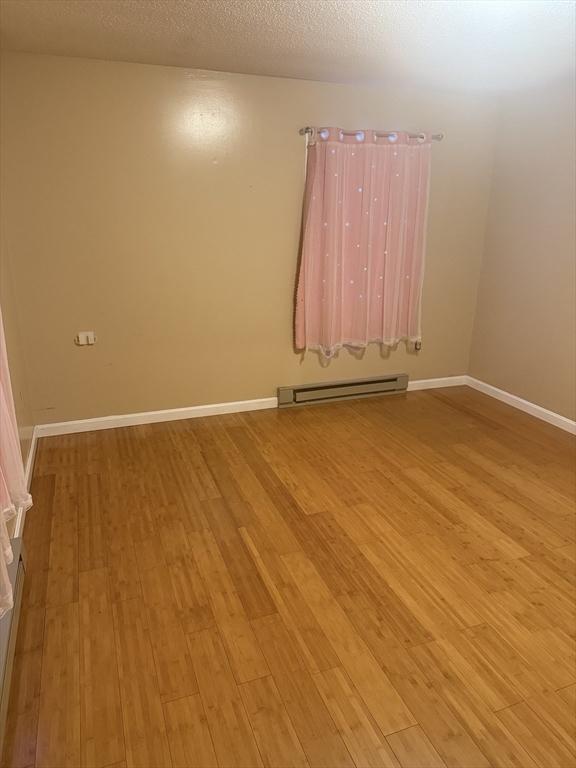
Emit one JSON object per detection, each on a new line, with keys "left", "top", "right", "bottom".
{"left": 0, "top": 306, "right": 32, "bottom": 617}
{"left": 295, "top": 127, "right": 432, "bottom": 357}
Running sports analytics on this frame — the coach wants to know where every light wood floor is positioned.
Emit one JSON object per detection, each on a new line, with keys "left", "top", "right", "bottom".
{"left": 2, "top": 386, "right": 575, "bottom": 768}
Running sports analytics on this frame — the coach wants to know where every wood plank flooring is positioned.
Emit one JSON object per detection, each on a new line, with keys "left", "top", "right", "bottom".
{"left": 2, "top": 386, "right": 575, "bottom": 768}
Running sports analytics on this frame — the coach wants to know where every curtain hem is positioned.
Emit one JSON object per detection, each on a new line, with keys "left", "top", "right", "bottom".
{"left": 298, "top": 336, "right": 422, "bottom": 358}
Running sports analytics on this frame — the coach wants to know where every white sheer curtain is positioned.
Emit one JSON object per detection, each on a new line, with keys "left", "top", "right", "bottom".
{"left": 0, "top": 307, "right": 32, "bottom": 617}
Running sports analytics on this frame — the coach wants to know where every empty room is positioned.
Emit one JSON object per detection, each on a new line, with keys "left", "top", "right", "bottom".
{"left": 0, "top": 1, "right": 574, "bottom": 767}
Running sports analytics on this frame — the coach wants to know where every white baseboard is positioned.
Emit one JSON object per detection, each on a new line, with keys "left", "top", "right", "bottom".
{"left": 465, "top": 377, "right": 576, "bottom": 435}
{"left": 17, "top": 425, "right": 34, "bottom": 445}
{"left": 33, "top": 378, "right": 468, "bottom": 438}
{"left": 23, "top": 433, "right": 38, "bottom": 491}
{"left": 27, "top": 373, "right": 575, "bottom": 447}
{"left": 409, "top": 374, "right": 575, "bottom": 435}
{"left": 13, "top": 431, "right": 39, "bottom": 538}
{"left": 13, "top": 507, "right": 28, "bottom": 540}
{"left": 12, "top": 432, "right": 38, "bottom": 538}
{"left": 407, "top": 375, "right": 468, "bottom": 391}
{"left": 34, "top": 397, "right": 278, "bottom": 438}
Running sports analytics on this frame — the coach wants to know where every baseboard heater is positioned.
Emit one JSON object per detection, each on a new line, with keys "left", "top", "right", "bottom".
{"left": 277, "top": 373, "right": 408, "bottom": 407}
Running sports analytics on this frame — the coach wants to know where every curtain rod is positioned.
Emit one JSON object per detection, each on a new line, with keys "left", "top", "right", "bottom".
{"left": 299, "top": 127, "right": 444, "bottom": 141}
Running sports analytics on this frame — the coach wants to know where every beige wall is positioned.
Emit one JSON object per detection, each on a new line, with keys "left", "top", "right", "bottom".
{"left": 0, "top": 52, "right": 496, "bottom": 424}
{"left": 470, "top": 77, "right": 576, "bottom": 420}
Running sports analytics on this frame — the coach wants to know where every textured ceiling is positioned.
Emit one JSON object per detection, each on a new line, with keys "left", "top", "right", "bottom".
{"left": 0, "top": 0, "right": 574, "bottom": 90}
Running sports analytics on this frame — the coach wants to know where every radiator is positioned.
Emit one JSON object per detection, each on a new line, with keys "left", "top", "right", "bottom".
{"left": 277, "top": 373, "right": 408, "bottom": 407}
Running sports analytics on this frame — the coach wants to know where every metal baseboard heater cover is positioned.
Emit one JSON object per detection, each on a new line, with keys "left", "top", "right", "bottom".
{"left": 278, "top": 373, "right": 408, "bottom": 407}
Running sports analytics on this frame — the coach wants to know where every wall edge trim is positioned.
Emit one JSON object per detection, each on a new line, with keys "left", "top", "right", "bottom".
{"left": 34, "top": 397, "right": 279, "bottom": 437}
{"left": 28, "top": 374, "right": 575, "bottom": 444}
{"left": 13, "top": 430, "right": 39, "bottom": 538}
{"left": 23, "top": 431, "right": 38, "bottom": 491}
{"left": 407, "top": 375, "right": 468, "bottom": 390}
{"left": 33, "top": 379, "right": 470, "bottom": 437}
{"left": 465, "top": 376, "right": 576, "bottom": 435}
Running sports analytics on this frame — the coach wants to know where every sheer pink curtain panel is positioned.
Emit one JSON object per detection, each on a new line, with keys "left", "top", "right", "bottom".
{"left": 295, "top": 127, "right": 432, "bottom": 357}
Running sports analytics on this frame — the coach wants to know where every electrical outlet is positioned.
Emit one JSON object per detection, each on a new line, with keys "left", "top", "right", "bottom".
{"left": 75, "top": 331, "right": 97, "bottom": 346}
